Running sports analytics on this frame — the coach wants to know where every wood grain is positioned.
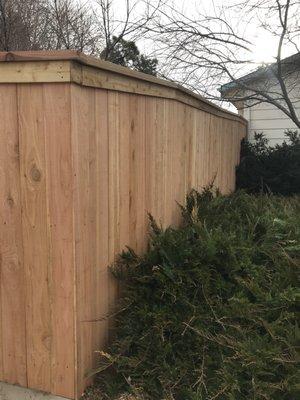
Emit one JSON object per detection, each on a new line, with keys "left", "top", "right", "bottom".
{"left": 0, "top": 51, "right": 247, "bottom": 124}
{"left": 0, "top": 84, "right": 27, "bottom": 386}
{"left": 0, "top": 72, "right": 245, "bottom": 399}
{"left": 18, "top": 84, "right": 52, "bottom": 392}
{"left": 43, "top": 84, "right": 76, "bottom": 398}
{"left": 71, "top": 84, "right": 96, "bottom": 396}
{"left": 0, "top": 61, "right": 70, "bottom": 83}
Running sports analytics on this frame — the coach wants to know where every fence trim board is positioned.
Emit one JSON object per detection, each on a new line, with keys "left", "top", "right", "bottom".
{"left": 0, "top": 51, "right": 246, "bottom": 125}
{"left": 0, "top": 61, "right": 71, "bottom": 83}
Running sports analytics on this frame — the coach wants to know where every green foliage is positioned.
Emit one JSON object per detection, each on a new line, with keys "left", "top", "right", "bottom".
{"left": 103, "top": 36, "right": 158, "bottom": 76}
{"left": 96, "top": 189, "right": 300, "bottom": 400}
{"left": 236, "top": 130, "right": 300, "bottom": 195}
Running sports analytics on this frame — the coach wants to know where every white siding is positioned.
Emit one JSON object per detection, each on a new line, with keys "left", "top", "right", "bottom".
{"left": 246, "top": 101, "right": 300, "bottom": 145}
{"left": 235, "top": 71, "right": 300, "bottom": 146}
{"left": 245, "top": 106, "right": 300, "bottom": 145}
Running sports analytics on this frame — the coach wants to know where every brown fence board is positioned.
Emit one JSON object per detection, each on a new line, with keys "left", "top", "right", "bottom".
{"left": 0, "top": 84, "right": 27, "bottom": 387}
{"left": 18, "top": 84, "right": 52, "bottom": 392}
{"left": 43, "top": 84, "right": 76, "bottom": 398}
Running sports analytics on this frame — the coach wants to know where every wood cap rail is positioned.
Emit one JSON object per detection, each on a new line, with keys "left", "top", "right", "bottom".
{"left": 0, "top": 50, "right": 247, "bottom": 124}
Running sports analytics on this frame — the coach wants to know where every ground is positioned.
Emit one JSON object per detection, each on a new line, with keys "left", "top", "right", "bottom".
{"left": 81, "top": 384, "right": 138, "bottom": 400}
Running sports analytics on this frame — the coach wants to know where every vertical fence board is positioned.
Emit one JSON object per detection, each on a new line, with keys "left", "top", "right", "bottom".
{"left": 18, "top": 84, "right": 52, "bottom": 392}
{"left": 94, "top": 89, "right": 109, "bottom": 350}
{"left": 188, "top": 108, "right": 197, "bottom": 189}
{"left": 71, "top": 85, "right": 96, "bottom": 395}
{"left": 0, "top": 84, "right": 27, "bottom": 386}
{"left": 145, "top": 97, "right": 157, "bottom": 223}
{"left": 107, "top": 91, "right": 121, "bottom": 339}
{"left": 118, "top": 94, "right": 131, "bottom": 254}
{"left": 129, "top": 95, "right": 147, "bottom": 252}
{"left": 43, "top": 84, "right": 75, "bottom": 398}
{"left": 108, "top": 91, "right": 120, "bottom": 260}
{"left": 153, "top": 98, "right": 167, "bottom": 225}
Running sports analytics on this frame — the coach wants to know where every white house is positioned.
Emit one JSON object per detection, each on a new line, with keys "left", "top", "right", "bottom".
{"left": 220, "top": 53, "right": 300, "bottom": 146}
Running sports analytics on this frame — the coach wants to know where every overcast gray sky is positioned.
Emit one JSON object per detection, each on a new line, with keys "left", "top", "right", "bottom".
{"left": 94, "top": 0, "right": 297, "bottom": 64}
{"left": 88, "top": 0, "right": 299, "bottom": 109}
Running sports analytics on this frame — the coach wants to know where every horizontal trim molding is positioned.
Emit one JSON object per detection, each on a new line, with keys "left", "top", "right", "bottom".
{"left": 0, "top": 50, "right": 247, "bottom": 125}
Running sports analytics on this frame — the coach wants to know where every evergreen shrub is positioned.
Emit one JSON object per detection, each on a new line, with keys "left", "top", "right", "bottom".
{"left": 236, "top": 130, "right": 300, "bottom": 195}
{"left": 97, "top": 189, "right": 300, "bottom": 400}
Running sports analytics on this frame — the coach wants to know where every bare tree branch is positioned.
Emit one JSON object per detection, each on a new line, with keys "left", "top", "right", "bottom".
{"left": 143, "top": 0, "right": 300, "bottom": 127}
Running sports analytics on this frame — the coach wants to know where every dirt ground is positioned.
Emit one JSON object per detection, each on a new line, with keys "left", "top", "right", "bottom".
{"left": 81, "top": 384, "right": 139, "bottom": 400}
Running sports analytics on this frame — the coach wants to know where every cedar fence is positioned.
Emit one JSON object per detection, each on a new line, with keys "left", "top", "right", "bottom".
{"left": 0, "top": 51, "right": 247, "bottom": 399}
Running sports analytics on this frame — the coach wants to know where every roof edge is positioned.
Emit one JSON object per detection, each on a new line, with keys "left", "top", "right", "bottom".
{"left": 220, "top": 51, "right": 300, "bottom": 96}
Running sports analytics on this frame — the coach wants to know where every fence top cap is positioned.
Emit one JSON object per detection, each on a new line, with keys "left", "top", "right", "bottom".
{"left": 0, "top": 50, "right": 247, "bottom": 124}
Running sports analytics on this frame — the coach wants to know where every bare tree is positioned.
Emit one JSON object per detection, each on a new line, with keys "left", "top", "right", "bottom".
{"left": 95, "top": 0, "right": 156, "bottom": 61}
{"left": 220, "top": 0, "right": 300, "bottom": 128}
{"left": 0, "top": 0, "right": 156, "bottom": 68}
{"left": 0, "top": 0, "right": 98, "bottom": 53}
{"left": 0, "top": 0, "right": 50, "bottom": 51}
{"left": 145, "top": 0, "right": 300, "bottom": 128}
{"left": 46, "top": 0, "right": 98, "bottom": 53}
{"left": 144, "top": 1, "right": 250, "bottom": 87}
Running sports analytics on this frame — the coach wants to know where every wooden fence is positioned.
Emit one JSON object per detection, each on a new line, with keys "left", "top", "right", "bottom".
{"left": 0, "top": 51, "right": 247, "bottom": 399}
